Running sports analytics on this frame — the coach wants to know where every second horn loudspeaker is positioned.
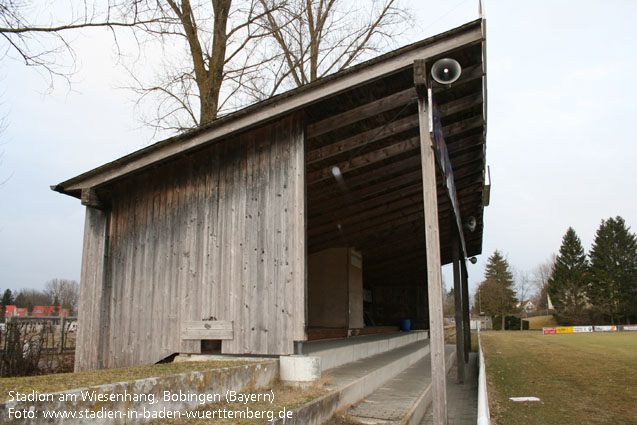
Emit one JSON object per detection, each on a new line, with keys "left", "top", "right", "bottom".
{"left": 430, "top": 58, "right": 461, "bottom": 85}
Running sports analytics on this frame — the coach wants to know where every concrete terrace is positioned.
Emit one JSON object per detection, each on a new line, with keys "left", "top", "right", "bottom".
{"left": 274, "top": 332, "right": 479, "bottom": 425}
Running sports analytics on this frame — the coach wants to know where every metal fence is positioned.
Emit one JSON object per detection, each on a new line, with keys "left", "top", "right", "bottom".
{"left": 477, "top": 328, "right": 490, "bottom": 425}
{"left": 0, "top": 316, "right": 77, "bottom": 377}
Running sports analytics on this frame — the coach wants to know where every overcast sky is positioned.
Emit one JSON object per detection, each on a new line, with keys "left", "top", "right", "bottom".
{"left": 1, "top": 1, "right": 636, "bottom": 299}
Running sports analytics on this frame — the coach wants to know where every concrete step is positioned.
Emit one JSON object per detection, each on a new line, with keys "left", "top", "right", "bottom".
{"left": 323, "top": 339, "right": 431, "bottom": 407}
{"left": 270, "top": 338, "right": 430, "bottom": 425}
{"left": 302, "top": 330, "right": 428, "bottom": 371}
{"left": 346, "top": 345, "right": 456, "bottom": 425}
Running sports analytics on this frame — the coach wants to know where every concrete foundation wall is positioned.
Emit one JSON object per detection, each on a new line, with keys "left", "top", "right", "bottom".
{"left": 0, "top": 361, "right": 277, "bottom": 425}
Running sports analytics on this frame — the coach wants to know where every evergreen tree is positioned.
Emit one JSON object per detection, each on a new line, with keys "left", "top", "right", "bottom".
{"left": 480, "top": 251, "right": 517, "bottom": 330}
{"left": 547, "top": 227, "right": 590, "bottom": 324}
{"left": 588, "top": 216, "right": 637, "bottom": 324}
{"left": 1, "top": 289, "right": 15, "bottom": 318}
{"left": 0, "top": 289, "right": 13, "bottom": 306}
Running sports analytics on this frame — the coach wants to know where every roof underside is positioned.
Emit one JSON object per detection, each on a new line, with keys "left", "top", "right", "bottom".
{"left": 55, "top": 19, "right": 487, "bottom": 269}
{"left": 304, "top": 37, "right": 486, "bottom": 270}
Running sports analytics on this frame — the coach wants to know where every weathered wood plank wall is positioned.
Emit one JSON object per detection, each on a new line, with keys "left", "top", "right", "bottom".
{"left": 76, "top": 114, "right": 306, "bottom": 370}
{"left": 75, "top": 207, "right": 109, "bottom": 371}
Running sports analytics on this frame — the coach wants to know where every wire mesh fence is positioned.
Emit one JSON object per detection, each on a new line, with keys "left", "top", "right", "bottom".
{"left": 0, "top": 316, "right": 77, "bottom": 377}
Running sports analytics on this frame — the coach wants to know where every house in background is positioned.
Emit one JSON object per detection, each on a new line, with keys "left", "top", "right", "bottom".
{"left": 470, "top": 315, "right": 492, "bottom": 330}
{"left": 3, "top": 305, "right": 69, "bottom": 317}
{"left": 517, "top": 300, "right": 536, "bottom": 315}
{"left": 53, "top": 18, "right": 488, "bottom": 392}
{"left": 31, "top": 306, "right": 70, "bottom": 317}
{"left": 4, "top": 306, "right": 28, "bottom": 317}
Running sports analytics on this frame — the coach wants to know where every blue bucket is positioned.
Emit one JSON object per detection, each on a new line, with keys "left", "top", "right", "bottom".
{"left": 400, "top": 319, "right": 411, "bottom": 332}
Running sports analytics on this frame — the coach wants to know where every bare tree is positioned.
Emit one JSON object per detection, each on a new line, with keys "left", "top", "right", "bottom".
{"left": 14, "top": 289, "right": 52, "bottom": 314}
{"left": 0, "top": 0, "right": 164, "bottom": 86}
{"left": 125, "top": 0, "right": 286, "bottom": 133}
{"left": 531, "top": 254, "right": 556, "bottom": 313}
{"left": 3, "top": 0, "right": 412, "bottom": 135}
{"left": 44, "top": 279, "right": 79, "bottom": 315}
{"left": 251, "top": 0, "right": 410, "bottom": 98}
{"left": 514, "top": 268, "right": 534, "bottom": 321}
{"left": 126, "top": 0, "right": 411, "bottom": 133}
{"left": 443, "top": 287, "right": 455, "bottom": 317}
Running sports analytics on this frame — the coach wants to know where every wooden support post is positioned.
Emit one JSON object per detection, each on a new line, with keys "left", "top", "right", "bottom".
{"left": 416, "top": 59, "right": 448, "bottom": 425}
{"left": 76, "top": 199, "right": 111, "bottom": 371}
{"left": 461, "top": 259, "right": 471, "bottom": 363}
{"left": 58, "top": 316, "right": 65, "bottom": 354}
{"left": 452, "top": 236, "right": 464, "bottom": 383}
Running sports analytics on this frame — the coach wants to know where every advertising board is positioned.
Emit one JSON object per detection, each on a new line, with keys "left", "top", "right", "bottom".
{"left": 594, "top": 325, "right": 617, "bottom": 332}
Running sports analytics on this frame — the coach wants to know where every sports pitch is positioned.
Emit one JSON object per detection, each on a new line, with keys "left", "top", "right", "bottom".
{"left": 480, "top": 331, "right": 637, "bottom": 425}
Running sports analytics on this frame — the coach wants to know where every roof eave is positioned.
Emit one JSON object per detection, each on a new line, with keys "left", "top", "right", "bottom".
{"left": 53, "top": 19, "right": 484, "bottom": 197}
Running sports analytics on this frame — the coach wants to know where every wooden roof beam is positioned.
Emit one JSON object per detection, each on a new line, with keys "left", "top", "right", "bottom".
{"left": 308, "top": 193, "right": 423, "bottom": 237}
{"left": 306, "top": 114, "right": 419, "bottom": 165}
{"left": 447, "top": 135, "right": 485, "bottom": 156}
{"left": 309, "top": 182, "right": 422, "bottom": 224}
{"left": 309, "top": 172, "right": 450, "bottom": 234}
{"left": 310, "top": 190, "right": 456, "bottom": 250}
{"left": 80, "top": 188, "right": 105, "bottom": 209}
{"left": 441, "top": 115, "right": 484, "bottom": 139}
{"left": 365, "top": 248, "right": 429, "bottom": 270}
{"left": 307, "top": 136, "right": 419, "bottom": 184}
{"left": 311, "top": 203, "right": 424, "bottom": 242}
{"left": 308, "top": 170, "right": 422, "bottom": 211}
{"left": 437, "top": 92, "right": 483, "bottom": 116}
{"left": 308, "top": 157, "right": 421, "bottom": 196}
{"left": 450, "top": 167, "right": 484, "bottom": 184}
{"left": 449, "top": 150, "right": 485, "bottom": 170}
{"left": 353, "top": 220, "right": 425, "bottom": 248}
{"left": 309, "top": 211, "right": 424, "bottom": 252}
{"left": 307, "top": 88, "right": 417, "bottom": 139}
{"left": 366, "top": 226, "right": 460, "bottom": 270}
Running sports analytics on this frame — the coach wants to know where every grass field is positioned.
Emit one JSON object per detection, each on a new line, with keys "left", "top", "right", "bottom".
{"left": 525, "top": 315, "right": 557, "bottom": 330}
{"left": 480, "top": 331, "right": 637, "bottom": 425}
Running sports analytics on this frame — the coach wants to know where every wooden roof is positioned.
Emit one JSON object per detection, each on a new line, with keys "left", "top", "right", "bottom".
{"left": 54, "top": 19, "right": 487, "bottom": 267}
{"left": 304, "top": 22, "right": 487, "bottom": 271}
